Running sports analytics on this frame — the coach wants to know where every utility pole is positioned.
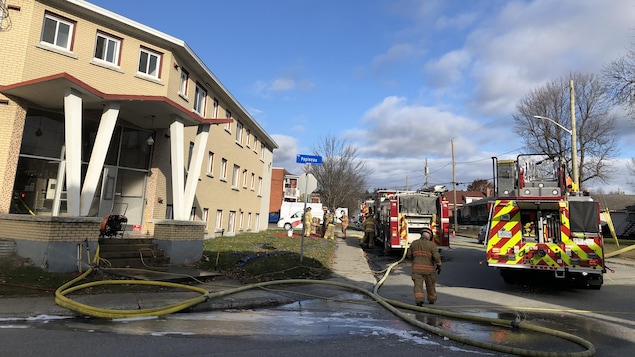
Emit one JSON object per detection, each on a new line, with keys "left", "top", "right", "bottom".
{"left": 570, "top": 79, "right": 579, "bottom": 192}
{"left": 451, "top": 139, "right": 458, "bottom": 237}
{"left": 425, "top": 158, "right": 429, "bottom": 188}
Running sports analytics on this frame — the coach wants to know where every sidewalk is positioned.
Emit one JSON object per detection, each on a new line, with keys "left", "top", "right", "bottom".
{"left": 0, "top": 231, "right": 377, "bottom": 319}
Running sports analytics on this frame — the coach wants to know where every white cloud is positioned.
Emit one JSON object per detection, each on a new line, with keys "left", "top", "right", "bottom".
{"left": 424, "top": 50, "right": 471, "bottom": 87}
{"left": 371, "top": 43, "right": 422, "bottom": 72}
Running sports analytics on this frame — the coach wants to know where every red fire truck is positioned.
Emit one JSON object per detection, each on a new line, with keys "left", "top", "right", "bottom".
{"left": 485, "top": 154, "right": 605, "bottom": 289}
{"left": 375, "top": 188, "right": 450, "bottom": 254}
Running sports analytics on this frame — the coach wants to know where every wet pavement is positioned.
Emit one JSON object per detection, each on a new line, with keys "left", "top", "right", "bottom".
{"left": 1, "top": 232, "right": 634, "bottom": 356}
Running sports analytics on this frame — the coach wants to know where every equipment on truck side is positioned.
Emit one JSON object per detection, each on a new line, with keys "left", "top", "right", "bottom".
{"left": 485, "top": 154, "right": 605, "bottom": 289}
{"left": 374, "top": 188, "right": 450, "bottom": 255}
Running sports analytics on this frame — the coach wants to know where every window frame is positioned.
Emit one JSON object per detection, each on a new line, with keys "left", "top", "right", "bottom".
{"left": 242, "top": 169, "right": 248, "bottom": 188}
{"left": 194, "top": 82, "right": 207, "bottom": 115}
{"left": 220, "top": 158, "right": 228, "bottom": 180}
{"left": 179, "top": 68, "right": 189, "bottom": 96}
{"left": 94, "top": 31, "right": 122, "bottom": 66}
{"left": 41, "top": 12, "right": 75, "bottom": 51}
{"left": 137, "top": 46, "right": 162, "bottom": 79}
{"left": 207, "top": 151, "right": 214, "bottom": 176}
{"left": 215, "top": 210, "right": 223, "bottom": 231}
{"left": 235, "top": 121, "right": 243, "bottom": 145}
{"left": 212, "top": 98, "right": 219, "bottom": 118}
{"left": 224, "top": 110, "right": 232, "bottom": 131}
{"left": 232, "top": 164, "right": 240, "bottom": 188}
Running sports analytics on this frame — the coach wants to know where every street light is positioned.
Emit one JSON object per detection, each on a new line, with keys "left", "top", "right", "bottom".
{"left": 532, "top": 115, "right": 578, "bottom": 192}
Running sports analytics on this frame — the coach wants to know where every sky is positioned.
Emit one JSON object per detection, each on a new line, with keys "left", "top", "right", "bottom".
{"left": 88, "top": 0, "right": 635, "bottom": 194}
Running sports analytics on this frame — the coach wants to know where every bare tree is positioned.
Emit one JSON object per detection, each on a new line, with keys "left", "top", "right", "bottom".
{"left": 310, "top": 135, "right": 370, "bottom": 212}
{"left": 513, "top": 72, "right": 619, "bottom": 186}
{"left": 602, "top": 44, "right": 635, "bottom": 116}
{"left": 467, "top": 179, "right": 493, "bottom": 195}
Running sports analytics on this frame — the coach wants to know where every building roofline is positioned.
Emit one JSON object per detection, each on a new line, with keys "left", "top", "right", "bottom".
{"left": 58, "top": 0, "right": 277, "bottom": 149}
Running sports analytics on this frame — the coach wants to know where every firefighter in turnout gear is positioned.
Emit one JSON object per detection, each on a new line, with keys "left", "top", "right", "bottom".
{"left": 361, "top": 213, "right": 376, "bottom": 249}
{"left": 324, "top": 209, "right": 335, "bottom": 240}
{"left": 407, "top": 227, "right": 442, "bottom": 305}
{"left": 303, "top": 207, "right": 313, "bottom": 237}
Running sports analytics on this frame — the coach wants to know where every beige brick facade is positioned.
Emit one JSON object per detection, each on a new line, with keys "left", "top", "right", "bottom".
{"left": 0, "top": 0, "right": 277, "bottom": 271}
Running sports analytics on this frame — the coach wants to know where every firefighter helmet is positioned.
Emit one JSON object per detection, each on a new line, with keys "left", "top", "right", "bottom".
{"left": 421, "top": 227, "right": 433, "bottom": 239}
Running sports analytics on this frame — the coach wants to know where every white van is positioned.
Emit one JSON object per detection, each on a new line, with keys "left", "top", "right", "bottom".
{"left": 277, "top": 203, "right": 323, "bottom": 230}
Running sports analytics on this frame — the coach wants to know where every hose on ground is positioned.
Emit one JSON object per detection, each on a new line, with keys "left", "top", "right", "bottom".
{"left": 55, "top": 239, "right": 596, "bottom": 357}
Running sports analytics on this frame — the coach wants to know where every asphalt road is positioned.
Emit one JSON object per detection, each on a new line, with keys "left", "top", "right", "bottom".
{"left": 366, "top": 236, "right": 635, "bottom": 356}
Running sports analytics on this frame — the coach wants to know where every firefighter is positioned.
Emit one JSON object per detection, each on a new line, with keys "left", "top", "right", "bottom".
{"left": 407, "top": 227, "right": 442, "bottom": 305}
{"left": 303, "top": 207, "right": 313, "bottom": 237}
{"left": 361, "top": 213, "right": 376, "bottom": 249}
{"left": 320, "top": 207, "right": 328, "bottom": 237}
{"left": 340, "top": 210, "right": 349, "bottom": 238}
{"left": 324, "top": 209, "right": 335, "bottom": 240}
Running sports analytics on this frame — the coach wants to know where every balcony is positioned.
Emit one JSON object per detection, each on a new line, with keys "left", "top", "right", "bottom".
{"left": 284, "top": 187, "right": 300, "bottom": 200}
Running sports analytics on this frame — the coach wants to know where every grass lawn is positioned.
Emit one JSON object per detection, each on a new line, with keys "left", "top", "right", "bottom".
{"left": 196, "top": 229, "right": 337, "bottom": 283}
{"left": 0, "top": 229, "right": 337, "bottom": 297}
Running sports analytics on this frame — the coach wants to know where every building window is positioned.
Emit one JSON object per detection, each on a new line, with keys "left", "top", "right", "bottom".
{"left": 232, "top": 165, "right": 240, "bottom": 188}
{"left": 246, "top": 129, "right": 251, "bottom": 148}
{"left": 94, "top": 31, "right": 121, "bottom": 65}
{"left": 190, "top": 207, "right": 197, "bottom": 221}
{"left": 215, "top": 210, "right": 223, "bottom": 231}
{"left": 255, "top": 213, "right": 261, "bottom": 229}
{"left": 213, "top": 98, "right": 219, "bottom": 118}
{"left": 221, "top": 159, "right": 228, "bottom": 180}
{"left": 250, "top": 173, "right": 255, "bottom": 190}
{"left": 166, "top": 204, "right": 174, "bottom": 219}
{"left": 260, "top": 142, "right": 266, "bottom": 160}
{"left": 207, "top": 151, "right": 214, "bottom": 175}
{"left": 225, "top": 110, "right": 232, "bottom": 131}
{"left": 239, "top": 212, "right": 244, "bottom": 231}
{"left": 228, "top": 211, "right": 236, "bottom": 234}
{"left": 194, "top": 83, "right": 206, "bottom": 115}
{"left": 258, "top": 176, "right": 263, "bottom": 196}
{"left": 179, "top": 69, "right": 189, "bottom": 96}
{"left": 235, "top": 121, "right": 243, "bottom": 144}
{"left": 138, "top": 47, "right": 161, "bottom": 78}
{"left": 41, "top": 13, "right": 75, "bottom": 51}
{"left": 242, "top": 169, "right": 248, "bottom": 188}
{"left": 247, "top": 212, "right": 252, "bottom": 230}
{"left": 203, "top": 208, "right": 209, "bottom": 230}
{"left": 254, "top": 137, "right": 259, "bottom": 153}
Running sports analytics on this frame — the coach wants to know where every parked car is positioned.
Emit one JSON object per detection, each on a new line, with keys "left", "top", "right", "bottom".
{"left": 477, "top": 225, "right": 488, "bottom": 244}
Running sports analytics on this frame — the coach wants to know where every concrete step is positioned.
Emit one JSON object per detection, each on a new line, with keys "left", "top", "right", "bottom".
{"left": 97, "top": 237, "right": 170, "bottom": 268}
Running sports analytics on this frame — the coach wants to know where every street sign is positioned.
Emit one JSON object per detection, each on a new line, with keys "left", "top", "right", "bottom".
{"left": 296, "top": 154, "right": 322, "bottom": 165}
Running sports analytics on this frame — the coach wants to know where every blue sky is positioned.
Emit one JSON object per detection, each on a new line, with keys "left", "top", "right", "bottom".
{"left": 89, "top": 0, "right": 635, "bottom": 194}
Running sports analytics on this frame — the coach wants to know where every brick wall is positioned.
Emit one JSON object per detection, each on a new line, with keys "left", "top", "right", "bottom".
{"left": 0, "top": 214, "right": 101, "bottom": 242}
{"left": 153, "top": 219, "right": 205, "bottom": 241}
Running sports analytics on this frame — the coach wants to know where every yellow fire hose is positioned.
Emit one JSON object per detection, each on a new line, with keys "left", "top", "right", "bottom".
{"left": 55, "top": 240, "right": 596, "bottom": 357}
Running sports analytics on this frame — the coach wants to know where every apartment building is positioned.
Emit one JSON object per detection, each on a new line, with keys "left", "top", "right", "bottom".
{"left": 0, "top": 0, "right": 277, "bottom": 271}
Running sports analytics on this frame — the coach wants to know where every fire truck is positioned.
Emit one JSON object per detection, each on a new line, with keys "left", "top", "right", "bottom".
{"left": 485, "top": 154, "right": 605, "bottom": 289}
{"left": 375, "top": 188, "right": 450, "bottom": 254}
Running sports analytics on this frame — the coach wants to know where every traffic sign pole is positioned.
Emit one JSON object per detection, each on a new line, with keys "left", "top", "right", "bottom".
{"left": 296, "top": 154, "right": 322, "bottom": 263}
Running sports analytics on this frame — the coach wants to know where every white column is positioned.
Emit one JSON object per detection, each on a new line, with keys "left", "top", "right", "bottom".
{"left": 80, "top": 102, "right": 120, "bottom": 216}
{"left": 170, "top": 121, "right": 186, "bottom": 220}
{"left": 64, "top": 89, "right": 83, "bottom": 216}
{"left": 183, "top": 124, "right": 210, "bottom": 216}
